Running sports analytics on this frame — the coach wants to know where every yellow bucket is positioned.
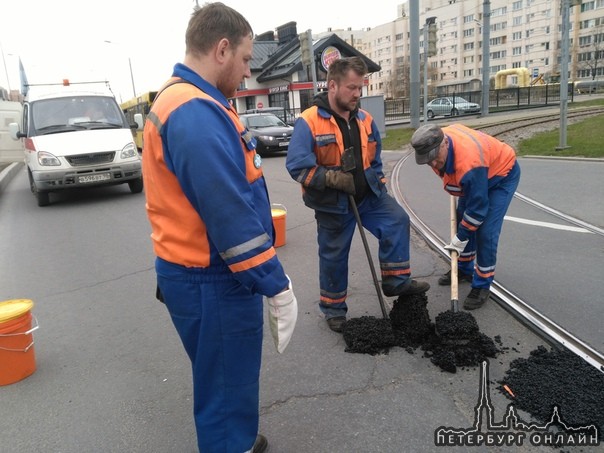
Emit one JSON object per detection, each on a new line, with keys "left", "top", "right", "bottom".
{"left": 0, "top": 299, "right": 38, "bottom": 385}
{"left": 271, "top": 204, "right": 287, "bottom": 248}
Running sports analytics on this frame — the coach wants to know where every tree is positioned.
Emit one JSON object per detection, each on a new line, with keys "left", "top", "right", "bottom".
{"left": 386, "top": 60, "right": 410, "bottom": 98}
{"left": 577, "top": 24, "right": 604, "bottom": 81}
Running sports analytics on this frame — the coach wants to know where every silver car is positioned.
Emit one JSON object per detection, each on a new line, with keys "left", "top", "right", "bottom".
{"left": 425, "top": 96, "right": 481, "bottom": 118}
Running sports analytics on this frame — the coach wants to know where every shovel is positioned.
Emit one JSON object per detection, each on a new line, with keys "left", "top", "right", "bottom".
{"left": 341, "top": 147, "right": 389, "bottom": 319}
{"left": 434, "top": 195, "right": 478, "bottom": 344}
{"left": 449, "top": 195, "right": 460, "bottom": 313}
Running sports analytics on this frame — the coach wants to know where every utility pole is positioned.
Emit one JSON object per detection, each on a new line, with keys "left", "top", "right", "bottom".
{"left": 481, "top": 0, "right": 491, "bottom": 116}
{"left": 423, "top": 17, "right": 437, "bottom": 123}
{"left": 557, "top": 0, "right": 571, "bottom": 150}
{"left": 104, "top": 40, "right": 137, "bottom": 99}
{"left": 409, "top": 0, "right": 420, "bottom": 128}
{"left": 0, "top": 41, "right": 11, "bottom": 93}
{"left": 299, "top": 30, "right": 318, "bottom": 96}
{"left": 128, "top": 57, "right": 136, "bottom": 99}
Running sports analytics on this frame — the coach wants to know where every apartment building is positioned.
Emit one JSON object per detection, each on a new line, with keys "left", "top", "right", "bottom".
{"left": 343, "top": 0, "right": 604, "bottom": 97}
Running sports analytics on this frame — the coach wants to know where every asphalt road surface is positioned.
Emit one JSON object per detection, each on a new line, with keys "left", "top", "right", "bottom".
{"left": 0, "top": 151, "right": 593, "bottom": 453}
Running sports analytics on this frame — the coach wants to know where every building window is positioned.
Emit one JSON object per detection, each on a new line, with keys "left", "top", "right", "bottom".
{"left": 268, "top": 92, "right": 290, "bottom": 111}
{"left": 245, "top": 97, "right": 256, "bottom": 111}
{"left": 581, "top": 1, "right": 595, "bottom": 12}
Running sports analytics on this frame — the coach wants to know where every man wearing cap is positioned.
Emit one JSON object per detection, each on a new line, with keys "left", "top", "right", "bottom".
{"left": 411, "top": 123, "right": 520, "bottom": 309}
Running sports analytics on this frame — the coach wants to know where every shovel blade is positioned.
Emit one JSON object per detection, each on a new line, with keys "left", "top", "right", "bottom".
{"left": 341, "top": 146, "right": 356, "bottom": 172}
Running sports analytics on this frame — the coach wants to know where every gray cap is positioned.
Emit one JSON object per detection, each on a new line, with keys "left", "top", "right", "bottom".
{"left": 411, "top": 124, "right": 444, "bottom": 164}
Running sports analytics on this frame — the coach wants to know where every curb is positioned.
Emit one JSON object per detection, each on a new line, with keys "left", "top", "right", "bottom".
{"left": 0, "top": 162, "right": 23, "bottom": 195}
{"left": 521, "top": 155, "right": 604, "bottom": 162}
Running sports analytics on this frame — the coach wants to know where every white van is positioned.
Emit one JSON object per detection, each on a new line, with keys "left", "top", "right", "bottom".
{"left": 9, "top": 86, "right": 143, "bottom": 206}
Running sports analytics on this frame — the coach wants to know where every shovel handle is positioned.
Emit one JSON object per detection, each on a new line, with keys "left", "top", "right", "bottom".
{"left": 349, "top": 195, "right": 389, "bottom": 319}
{"left": 450, "top": 195, "right": 459, "bottom": 312}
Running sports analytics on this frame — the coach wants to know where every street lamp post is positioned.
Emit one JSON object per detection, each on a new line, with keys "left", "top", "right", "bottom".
{"left": 127, "top": 56, "right": 136, "bottom": 98}
{"left": 104, "top": 40, "right": 136, "bottom": 99}
{"left": 0, "top": 41, "right": 12, "bottom": 93}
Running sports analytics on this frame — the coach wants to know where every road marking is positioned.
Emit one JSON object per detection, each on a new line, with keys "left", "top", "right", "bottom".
{"left": 505, "top": 216, "right": 593, "bottom": 234}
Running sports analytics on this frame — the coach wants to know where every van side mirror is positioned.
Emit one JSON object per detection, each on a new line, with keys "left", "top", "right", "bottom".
{"left": 8, "top": 122, "right": 25, "bottom": 140}
{"left": 133, "top": 113, "right": 144, "bottom": 130}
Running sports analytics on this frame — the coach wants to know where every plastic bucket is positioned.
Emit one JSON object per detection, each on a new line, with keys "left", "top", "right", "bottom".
{"left": 0, "top": 299, "right": 38, "bottom": 386}
{"left": 271, "top": 204, "right": 287, "bottom": 248}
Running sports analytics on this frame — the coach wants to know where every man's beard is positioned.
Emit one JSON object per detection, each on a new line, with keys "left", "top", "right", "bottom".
{"left": 335, "top": 96, "right": 358, "bottom": 113}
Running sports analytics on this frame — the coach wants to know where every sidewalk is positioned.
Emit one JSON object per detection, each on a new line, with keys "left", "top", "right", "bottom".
{"left": 0, "top": 161, "right": 23, "bottom": 195}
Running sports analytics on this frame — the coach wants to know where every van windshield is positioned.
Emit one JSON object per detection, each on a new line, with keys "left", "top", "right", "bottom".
{"left": 31, "top": 96, "right": 128, "bottom": 135}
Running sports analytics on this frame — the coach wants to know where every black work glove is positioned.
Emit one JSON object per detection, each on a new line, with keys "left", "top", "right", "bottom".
{"left": 325, "top": 170, "right": 356, "bottom": 195}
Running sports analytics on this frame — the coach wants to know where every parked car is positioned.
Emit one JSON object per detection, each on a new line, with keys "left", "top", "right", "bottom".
{"left": 245, "top": 107, "right": 295, "bottom": 125}
{"left": 239, "top": 113, "right": 293, "bottom": 156}
{"left": 425, "top": 96, "right": 481, "bottom": 118}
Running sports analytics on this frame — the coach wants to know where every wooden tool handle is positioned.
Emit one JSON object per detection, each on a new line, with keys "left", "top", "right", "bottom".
{"left": 450, "top": 195, "right": 459, "bottom": 311}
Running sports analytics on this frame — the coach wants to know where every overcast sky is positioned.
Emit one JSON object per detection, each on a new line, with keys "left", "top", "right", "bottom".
{"left": 1, "top": 0, "right": 403, "bottom": 102}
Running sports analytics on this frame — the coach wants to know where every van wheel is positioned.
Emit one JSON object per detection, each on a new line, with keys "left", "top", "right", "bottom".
{"left": 28, "top": 169, "right": 35, "bottom": 193}
{"left": 28, "top": 169, "right": 50, "bottom": 206}
{"left": 128, "top": 177, "right": 144, "bottom": 193}
{"left": 36, "top": 190, "right": 50, "bottom": 207}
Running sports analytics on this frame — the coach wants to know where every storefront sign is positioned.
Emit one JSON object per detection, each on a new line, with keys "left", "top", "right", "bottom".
{"left": 269, "top": 85, "right": 290, "bottom": 93}
{"left": 321, "top": 46, "right": 342, "bottom": 71}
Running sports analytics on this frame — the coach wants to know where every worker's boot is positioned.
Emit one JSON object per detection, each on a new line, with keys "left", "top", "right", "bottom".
{"left": 252, "top": 434, "right": 268, "bottom": 453}
{"left": 382, "top": 278, "right": 430, "bottom": 297}
{"left": 326, "top": 316, "right": 347, "bottom": 333}
{"left": 438, "top": 270, "right": 473, "bottom": 286}
{"left": 463, "top": 287, "right": 491, "bottom": 310}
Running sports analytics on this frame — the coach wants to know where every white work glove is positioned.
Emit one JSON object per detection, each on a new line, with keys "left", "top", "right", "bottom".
{"left": 444, "top": 235, "right": 469, "bottom": 255}
{"left": 266, "top": 276, "right": 298, "bottom": 353}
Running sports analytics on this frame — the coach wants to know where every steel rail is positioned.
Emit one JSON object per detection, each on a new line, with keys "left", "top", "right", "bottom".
{"left": 513, "top": 192, "right": 604, "bottom": 236}
{"left": 391, "top": 151, "right": 604, "bottom": 373}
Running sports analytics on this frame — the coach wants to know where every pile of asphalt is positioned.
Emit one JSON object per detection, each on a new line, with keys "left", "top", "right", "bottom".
{"left": 342, "top": 293, "right": 500, "bottom": 373}
{"left": 499, "top": 345, "right": 604, "bottom": 442}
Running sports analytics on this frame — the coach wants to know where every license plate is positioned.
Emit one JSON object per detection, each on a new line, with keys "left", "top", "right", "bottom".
{"left": 78, "top": 173, "right": 111, "bottom": 183}
{"left": 279, "top": 141, "right": 290, "bottom": 147}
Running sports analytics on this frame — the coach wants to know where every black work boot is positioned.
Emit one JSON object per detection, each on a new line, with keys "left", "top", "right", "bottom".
{"left": 438, "top": 270, "right": 473, "bottom": 286}
{"left": 382, "top": 279, "right": 430, "bottom": 297}
{"left": 252, "top": 434, "right": 268, "bottom": 453}
{"left": 326, "top": 316, "right": 347, "bottom": 333}
{"left": 463, "top": 288, "right": 491, "bottom": 310}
